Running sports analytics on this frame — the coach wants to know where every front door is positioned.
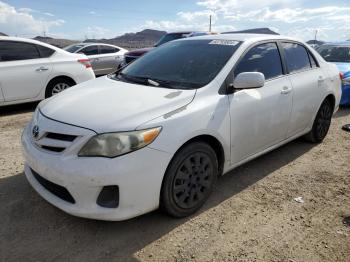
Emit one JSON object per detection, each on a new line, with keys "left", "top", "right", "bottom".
{"left": 229, "top": 42, "right": 293, "bottom": 165}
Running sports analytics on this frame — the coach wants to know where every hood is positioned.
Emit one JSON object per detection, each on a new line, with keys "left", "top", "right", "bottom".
{"left": 125, "top": 47, "right": 153, "bottom": 57}
{"left": 39, "top": 76, "right": 196, "bottom": 133}
{"left": 334, "top": 62, "right": 350, "bottom": 74}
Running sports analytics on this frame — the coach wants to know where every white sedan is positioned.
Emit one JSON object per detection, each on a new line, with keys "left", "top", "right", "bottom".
{"left": 0, "top": 37, "right": 95, "bottom": 106}
{"left": 22, "top": 34, "right": 341, "bottom": 221}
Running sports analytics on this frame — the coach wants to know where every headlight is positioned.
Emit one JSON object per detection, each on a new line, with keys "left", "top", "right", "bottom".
{"left": 78, "top": 127, "right": 161, "bottom": 158}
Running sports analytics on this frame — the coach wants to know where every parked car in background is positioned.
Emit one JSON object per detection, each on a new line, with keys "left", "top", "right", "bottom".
{"left": 22, "top": 34, "right": 341, "bottom": 221}
{"left": 0, "top": 37, "right": 95, "bottom": 106}
{"left": 64, "top": 43, "right": 128, "bottom": 76}
{"left": 120, "top": 31, "right": 216, "bottom": 67}
{"left": 316, "top": 42, "right": 350, "bottom": 106}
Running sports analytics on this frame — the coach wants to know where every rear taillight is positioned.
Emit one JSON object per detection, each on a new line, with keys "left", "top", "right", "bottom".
{"left": 340, "top": 72, "right": 344, "bottom": 80}
{"left": 78, "top": 59, "right": 92, "bottom": 69}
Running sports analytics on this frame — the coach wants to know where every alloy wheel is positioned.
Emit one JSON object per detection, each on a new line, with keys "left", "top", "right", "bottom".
{"left": 51, "top": 83, "right": 70, "bottom": 95}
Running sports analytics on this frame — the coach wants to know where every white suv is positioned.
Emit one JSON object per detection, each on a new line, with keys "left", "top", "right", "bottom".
{"left": 0, "top": 37, "right": 95, "bottom": 106}
{"left": 22, "top": 34, "right": 341, "bottom": 221}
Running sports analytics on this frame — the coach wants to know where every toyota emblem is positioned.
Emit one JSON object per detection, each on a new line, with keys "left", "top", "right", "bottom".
{"left": 32, "top": 125, "right": 39, "bottom": 139}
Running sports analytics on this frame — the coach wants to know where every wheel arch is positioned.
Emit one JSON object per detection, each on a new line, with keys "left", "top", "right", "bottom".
{"left": 166, "top": 134, "right": 226, "bottom": 177}
{"left": 45, "top": 76, "right": 77, "bottom": 98}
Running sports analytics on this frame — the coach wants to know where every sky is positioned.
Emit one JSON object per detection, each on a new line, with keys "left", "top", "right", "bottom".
{"left": 1, "top": 0, "right": 350, "bottom": 41}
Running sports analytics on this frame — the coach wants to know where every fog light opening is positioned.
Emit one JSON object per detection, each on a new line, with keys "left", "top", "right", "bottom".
{"left": 97, "top": 186, "right": 119, "bottom": 208}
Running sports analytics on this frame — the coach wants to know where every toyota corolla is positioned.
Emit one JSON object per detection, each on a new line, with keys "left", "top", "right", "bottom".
{"left": 22, "top": 34, "right": 341, "bottom": 221}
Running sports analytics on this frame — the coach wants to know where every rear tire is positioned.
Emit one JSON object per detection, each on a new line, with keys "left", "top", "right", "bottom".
{"left": 160, "top": 142, "right": 218, "bottom": 218}
{"left": 45, "top": 77, "right": 75, "bottom": 98}
{"left": 304, "top": 99, "right": 333, "bottom": 143}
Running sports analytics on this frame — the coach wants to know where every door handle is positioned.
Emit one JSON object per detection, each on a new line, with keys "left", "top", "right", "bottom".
{"left": 35, "top": 66, "right": 49, "bottom": 72}
{"left": 281, "top": 86, "right": 292, "bottom": 95}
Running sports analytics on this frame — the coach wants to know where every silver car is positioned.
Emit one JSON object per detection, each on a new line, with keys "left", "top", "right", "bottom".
{"left": 64, "top": 43, "right": 128, "bottom": 76}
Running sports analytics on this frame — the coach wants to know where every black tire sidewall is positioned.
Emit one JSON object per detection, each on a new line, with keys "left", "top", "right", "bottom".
{"left": 312, "top": 99, "right": 332, "bottom": 142}
{"left": 45, "top": 78, "right": 74, "bottom": 98}
{"left": 161, "top": 142, "right": 218, "bottom": 218}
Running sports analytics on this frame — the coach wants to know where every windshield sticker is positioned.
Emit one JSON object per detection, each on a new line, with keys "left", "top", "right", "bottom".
{"left": 209, "top": 40, "right": 239, "bottom": 46}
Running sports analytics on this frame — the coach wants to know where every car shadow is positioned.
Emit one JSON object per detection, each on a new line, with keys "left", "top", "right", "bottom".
{"left": 0, "top": 102, "right": 38, "bottom": 117}
{"left": 0, "top": 139, "right": 315, "bottom": 261}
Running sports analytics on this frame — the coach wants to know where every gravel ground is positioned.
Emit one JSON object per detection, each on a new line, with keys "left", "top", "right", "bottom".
{"left": 0, "top": 102, "right": 349, "bottom": 262}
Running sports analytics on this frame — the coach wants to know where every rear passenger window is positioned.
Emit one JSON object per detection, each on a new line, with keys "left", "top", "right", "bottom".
{"left": 282, "top": 43, "right": 311, "bottom": 73}
{"left": 234, "top": 42, "right": 283, "bottom": 80}
{"left": 80, "top": 45, "right": 99, "bottom": 55}
{"left": 0, "top": 41, "right": 40, "bottom": 61}
{"left": 100, "top": 45, "right": 119, "bottom": 54}
{"left": 36, "top": 45, "right": 55, "bottom": 58}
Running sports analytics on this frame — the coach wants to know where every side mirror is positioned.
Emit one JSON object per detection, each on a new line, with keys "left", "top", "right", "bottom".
{"left": 233, "top": 72, "right": 265, "bottom": 90}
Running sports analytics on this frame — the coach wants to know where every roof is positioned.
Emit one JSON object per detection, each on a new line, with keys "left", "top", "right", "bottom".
{"left": 0, "top": 36, "right": 63, "bottom": 51}
{"left": 184, "top": 33, "right": 299, "bottom": 42}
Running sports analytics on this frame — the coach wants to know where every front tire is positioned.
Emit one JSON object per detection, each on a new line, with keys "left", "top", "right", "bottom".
{"left": 304, "top": 99, "right": 333, "bottom": 143}
{"left": 45, "top": 78, "right": 75, "bottom": 98}
{"left": 160, "top": 142, "right": 218, "bottom": 218}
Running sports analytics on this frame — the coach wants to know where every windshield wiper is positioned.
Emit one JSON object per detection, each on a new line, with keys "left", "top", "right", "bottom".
{"left": 117, "top": 73, "right": 148, "bottom": 85}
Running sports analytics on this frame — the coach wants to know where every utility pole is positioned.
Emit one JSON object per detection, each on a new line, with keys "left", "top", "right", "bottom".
{"left": 209, "top": 15, "right": 212, "bottom": 32}
{"left": 314, "top": 30, "right": 318, "bottom": 45}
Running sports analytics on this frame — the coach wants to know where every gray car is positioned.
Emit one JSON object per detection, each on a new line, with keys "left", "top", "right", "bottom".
{"left": 64, "top": 43, "right": 128, "bottom": 76}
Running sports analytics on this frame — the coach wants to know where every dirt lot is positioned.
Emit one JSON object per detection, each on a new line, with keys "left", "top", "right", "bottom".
{"left": 0, "top": 103, "right": 349, "bottom": 262}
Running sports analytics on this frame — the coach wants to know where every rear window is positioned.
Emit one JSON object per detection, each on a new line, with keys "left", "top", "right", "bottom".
{"left": 282, "top": 43, "right": 311, "bottom": 73}
{"left": 64, "top": 44, "right": 85, "bottom": 53}
{"left": 100, "top": 45, "right": 119, "bottom": 54}
{"left": 317, "top": 45, "right": 350, "bottom": 63}
{"left": 0, "top": 41, "right": 40, "bottom": 61}
{"left": 154, "top": 33, "right": 190, "bottom": 47}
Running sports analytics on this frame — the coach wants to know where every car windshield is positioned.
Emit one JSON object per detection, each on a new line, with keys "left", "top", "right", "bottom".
{"left": 113, "top": 39, "right": 241, "bottom": 89}
{"left": 64, "top": 44, "right": 85, "bottom": 53}
{"left": 317, "top": 45, "right": 350, "bottom": 63}
{"left": 154, "top": 33, "right": 190, "bottom": 47}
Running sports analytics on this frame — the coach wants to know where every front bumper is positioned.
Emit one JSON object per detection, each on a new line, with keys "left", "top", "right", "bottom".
{"left": 340, "top": 84, "right": 350, "bottom": 106}
{"left": 21, "top": 120, "right": 172, "bottom": 221}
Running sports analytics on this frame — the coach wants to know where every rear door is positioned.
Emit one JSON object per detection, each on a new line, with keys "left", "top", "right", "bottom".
{"left": 97, "top": 45, "right": 121, "bottom": 75}
{"left": 0, "top": 41, "right": 53, "bottom": 101}
{"left": 229, "top": 42, "right": 293, "bottom": 164}
{"left": 79, "top": 45, "right": 100, "bottom": 74}
{"left": 280, "top": 42, "right": 324, "bottom": 137}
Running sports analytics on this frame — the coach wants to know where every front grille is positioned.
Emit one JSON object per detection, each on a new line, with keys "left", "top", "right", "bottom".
{"left": 46, "top": 132, "right": 77, "bottom": 142}
{"left": 125, "top": 55, "right": 137, "bottom": 64}
{"left": 40, "top": 145, "right": 65, "bottom": 152}
{"left": 31, "top": 168, "right": 75, "bottom": 204}
{"left": 33, "top": 131, "right": 78, "bottom": 153}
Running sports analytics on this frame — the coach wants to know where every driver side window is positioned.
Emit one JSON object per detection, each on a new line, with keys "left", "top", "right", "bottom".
{"left": 235, "top": 42, "right": 283, "bottom": 80}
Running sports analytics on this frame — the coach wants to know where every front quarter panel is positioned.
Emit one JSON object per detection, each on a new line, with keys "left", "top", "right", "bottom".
{"left": 137, "top": 83, "right": 231, "bottom": 173}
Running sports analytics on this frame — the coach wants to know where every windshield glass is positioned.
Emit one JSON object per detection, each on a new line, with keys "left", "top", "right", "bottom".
{"left": 64, "top": 44, "right": 85, "bottom": 53}
{"left": 317, "top": 45, "right": 350, "bottom": 63}
{"left": 154, "top": 33, "right": 190, "bottom": 47}
{"left": 113, "top": 39, "right": 241, "bottom": 89}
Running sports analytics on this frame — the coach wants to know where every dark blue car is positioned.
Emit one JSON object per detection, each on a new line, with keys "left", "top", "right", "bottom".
{"left": 317, "top": 42, "right": 350, "bottom": 106}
